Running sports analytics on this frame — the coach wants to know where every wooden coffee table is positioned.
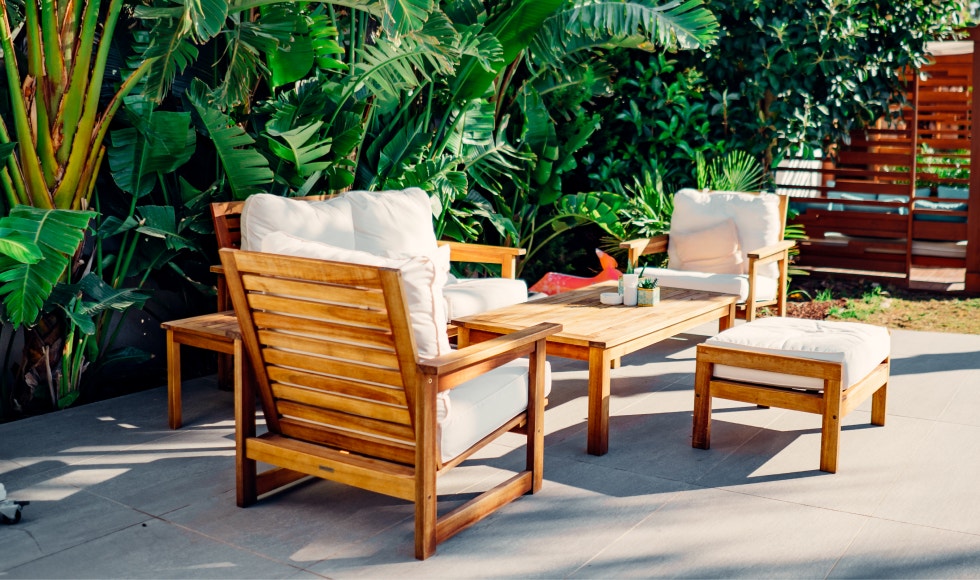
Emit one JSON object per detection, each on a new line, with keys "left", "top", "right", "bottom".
{"left": 453, "top": 281, "right": 737, "bottom": 455}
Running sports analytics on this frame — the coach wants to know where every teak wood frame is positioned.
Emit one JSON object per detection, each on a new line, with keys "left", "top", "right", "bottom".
{"left": 220, "top": 248, "right": 561, "bottom": 559}
{"left": 619, "top": 191, "right": 793, "bottom": 322}
{"left": 692, "top": 343, "right": 889, "bottom": 473}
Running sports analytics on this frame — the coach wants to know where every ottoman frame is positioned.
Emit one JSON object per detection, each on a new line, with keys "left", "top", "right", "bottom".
{"left": 693, "top": 343, "right": 889, "bottom": 473}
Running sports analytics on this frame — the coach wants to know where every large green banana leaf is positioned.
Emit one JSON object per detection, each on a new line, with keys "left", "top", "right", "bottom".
{"left": 188, "top": 80, "right": 274, "bottom": 200}
{"left": 0, "top": 206, "right": 96, "bottom": 328}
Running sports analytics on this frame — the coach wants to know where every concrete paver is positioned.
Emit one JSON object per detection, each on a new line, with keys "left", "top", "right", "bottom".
{"left": 1, "top": 325, "right": 979, "bottom": 578}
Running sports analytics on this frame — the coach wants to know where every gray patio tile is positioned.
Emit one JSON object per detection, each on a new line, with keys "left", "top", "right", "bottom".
{"left": 872, "top": 420, "right": 980, "bottom": 535}
{"left": 306, "top": 455, "right": 694, "bottom": 578}
{"left": 569, "top": 486, "right": 867, "bottom": 579}
{"left": 2, "top": 516, "right": 315, "bottom": 579}
{"left": 829, "top": 517, "right": 980, "bottom": 578}
{"left": 1, "top": 324, "right": 977, "bottom": 578}
{"left": 935, "top": 369, "right": 980, "bottom": 427}
{"left": 0, "top": 484, "right": 148, "bottom": 572}
{"left": 0, "top": 376, "right": 233, "bottom": 480}
{"left": 547, "top": 385, "right": 793, "bottom": 484}
{"left": 166, "top": 479, "right": 417, "bottom": 568}
{"left": 3, "top": 419, "right": 238, "bottom": 519}
{"left": 691, "top": 409, "right": 932, "bottom": 515}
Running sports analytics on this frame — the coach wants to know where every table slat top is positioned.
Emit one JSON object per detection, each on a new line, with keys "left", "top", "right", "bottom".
{"left": 452, "top": 281, "right": 736, "bottom": 349}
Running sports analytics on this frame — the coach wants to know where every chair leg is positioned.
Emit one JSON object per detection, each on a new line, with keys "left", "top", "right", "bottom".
{"left": 692, "top": 358, "right": 713, "bottom": 449}
{"left": 234, "top": 339, "right": 257, "bottom": 507}
{"left": 415, "top": 466, "right": 438, "bottom": 560}
{"left": 820, "top": 379, "right": 843, "bottom": 473}
{"left": 527, "top": 342, "right": 546, "bottom": 493}
{"left": 871, "top": 383, "right": 887, "bottom": 426}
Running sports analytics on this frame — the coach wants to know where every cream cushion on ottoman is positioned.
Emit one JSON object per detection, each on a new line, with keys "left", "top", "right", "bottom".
{"left": 705, "top": 317, "right": 891, "bottom": 390}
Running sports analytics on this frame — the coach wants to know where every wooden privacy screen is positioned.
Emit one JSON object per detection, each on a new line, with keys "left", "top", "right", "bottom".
{"left": 777, "top": 30, "right": 980, "bottom": 291}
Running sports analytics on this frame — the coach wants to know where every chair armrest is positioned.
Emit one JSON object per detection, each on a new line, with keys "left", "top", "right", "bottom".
{"left": 437, "top": 241, "right": 526, "bottom": 279}
{"left": 620, "top": 235, "right": 669, "bottom": 268}
{"left": 746, "top": 240, "right": 796, "bottom": 263}
{"left": 418, "top": 322, "right": 562, "bottom": 391}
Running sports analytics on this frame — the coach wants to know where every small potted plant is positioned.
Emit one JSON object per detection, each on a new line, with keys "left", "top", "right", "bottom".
{"left": 637, "top": 277, "right": 660, "bottom": 307}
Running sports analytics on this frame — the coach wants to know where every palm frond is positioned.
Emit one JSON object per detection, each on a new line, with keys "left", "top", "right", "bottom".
{"left": 532, "top": 0, "right": 719, "bottom": 66}
{"left": 382, "top": 0, "right": 434, "bottom": 37}
{"left": 188, "top": 80, "right": 273, "bottom": 200}
{"left": 708, "top": 149, "right": 765, "bottom": 192}
{"left": 265, "top": 121, "right": 335, "bottom": 177}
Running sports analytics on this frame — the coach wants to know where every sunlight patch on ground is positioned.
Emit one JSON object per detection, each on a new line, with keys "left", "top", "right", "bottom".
{"left": 18, "top": 468, "right": 130, "bottom": 500}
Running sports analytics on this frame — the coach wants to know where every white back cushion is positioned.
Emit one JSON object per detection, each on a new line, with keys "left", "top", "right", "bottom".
{"left": 670, "top": 218, "right": 745, "bottom": 275}
{"left": 239, "top": 194, "right": 355, "bottom": 251}
{"left": 669, "top": 189, "right": 783, "bottom": 279}
{"left": 345, "top": 187, "right": 439, "bottom": 258}
{"left": 259, "top": 231, "right": 451, "bottom": 359}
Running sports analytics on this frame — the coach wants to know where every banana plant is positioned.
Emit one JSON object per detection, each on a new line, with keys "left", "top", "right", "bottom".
{"left": 0, "top": 0, "right": 158, "bottom": 210}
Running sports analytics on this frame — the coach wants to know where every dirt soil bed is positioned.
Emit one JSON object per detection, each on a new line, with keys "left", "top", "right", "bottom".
{"left": 778, "top": 276, "right": 980, "bottom": 334}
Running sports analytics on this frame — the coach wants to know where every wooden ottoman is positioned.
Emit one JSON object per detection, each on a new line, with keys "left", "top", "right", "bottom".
{"left": 692, "top": 317, "right": 890, "bottom": 473}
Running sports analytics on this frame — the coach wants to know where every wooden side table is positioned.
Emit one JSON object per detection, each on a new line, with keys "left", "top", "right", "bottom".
{"left": 161, "top": 311, "right": 242, "bottom": 429}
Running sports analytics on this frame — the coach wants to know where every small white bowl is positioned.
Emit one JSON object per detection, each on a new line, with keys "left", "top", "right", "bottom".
{"left": 599, "top": 292, "right": 623, "bottom": 305}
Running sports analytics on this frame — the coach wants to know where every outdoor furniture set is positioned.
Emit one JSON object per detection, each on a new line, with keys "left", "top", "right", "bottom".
{"left": 162, "top": 187, "right": 891, "bottom": 559}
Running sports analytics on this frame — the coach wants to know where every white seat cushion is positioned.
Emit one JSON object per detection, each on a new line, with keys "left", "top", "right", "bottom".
{"left": 636, "top": 268, "right": 777, "bottom": 303}
{"left": 437, "top": 358, "right": 551, "bottom": 463}
{"left": 344, "top": 187, "right": 440, "bottom": 258}
{"left": 442, "top": 277, "right": 529, "bottom": 320}
{"left": 259, "top": 231, "right": 452, "bottom": 359}
{"left": 705, "top": 317, "right": 890, "bottom": 390}
{"left": 240, "top": 193, "right": 355, "bottom": 251}
{"left": 669, "top": 189, "right": 783, "bottom": 280}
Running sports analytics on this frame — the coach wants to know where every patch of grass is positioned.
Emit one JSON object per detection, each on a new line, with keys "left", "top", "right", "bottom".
{"left": 814, "top": 287, "right": 834, "bottom": 302}
{"left": 788, "top": 278, "right": 980, "bottom": 334}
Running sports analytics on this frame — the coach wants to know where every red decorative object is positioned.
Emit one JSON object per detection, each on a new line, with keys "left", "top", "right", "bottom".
{"left": 529, "top": 249, "right": 621, "bottom": 295}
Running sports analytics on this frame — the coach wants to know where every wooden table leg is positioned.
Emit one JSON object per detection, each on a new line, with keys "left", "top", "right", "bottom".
{"left": 719, "top": 302, "right": 737, "bottom": 332}
{"left": 167, "top": 330, "right": 182, "bottom": 429}
{"left": 587, "top": 347, "right": 613, "bottom": 456}
{"left": 456, "top": 327, "right": 471, "bottom": 349}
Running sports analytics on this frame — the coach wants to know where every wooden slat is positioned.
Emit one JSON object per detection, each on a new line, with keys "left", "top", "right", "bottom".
{"left": 234, "top": 250, "right": 388, "bottom": 288}
{"left": 243, "top": 274, "right": 388, "bottom": 309}
{"left": 710, "top": 379, "right": 825, "bottom": 415}
{"left": 246, "top": 434, "right": 415, "bottom": 501}
{"left": 271, "top": 382, "right": 411, "bottom": 426}
{"left": 249, "top": 294, "right": 390, "bottom": 329}
{"left": 265, "top": 348, "right": 404, "bottom": 387}
{"left": 254, "top": 311, "right": 395, "bottom": 350}
{"left": 258, "top": 329, "right": 399, "bottom": 369}
{"left": 277, "top": 420, "right": 416, "bottom": 466}
{"left": 277, "top": 400, "right": 416, "bottom": 442}
{"left": 267, "top": 366, "right": 407, "bottom": 406}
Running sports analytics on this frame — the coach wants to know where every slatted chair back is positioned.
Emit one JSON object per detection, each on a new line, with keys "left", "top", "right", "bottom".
{"left": 223, "top": 249, "right": 420, "bottom": 470}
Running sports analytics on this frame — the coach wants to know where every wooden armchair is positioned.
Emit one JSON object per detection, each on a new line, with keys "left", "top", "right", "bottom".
{"left": 220, "top": 248, "right": 561, "bottom": 559}
{"left": 620, "top": 189, "right": 794, "bottom": 321}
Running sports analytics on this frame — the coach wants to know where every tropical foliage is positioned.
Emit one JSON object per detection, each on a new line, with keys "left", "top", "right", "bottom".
{"left": 676, "top": 0, "right": 971, "bottom": 170}
{"left": 0, "top": 0, "right": 967, "bottom": 419}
